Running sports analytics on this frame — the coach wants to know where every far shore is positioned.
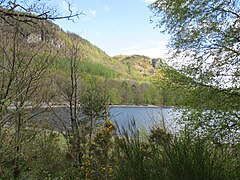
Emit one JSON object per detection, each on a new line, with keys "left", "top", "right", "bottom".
{"left": 7, "top": 103, "right": 175, "bottom": 109}
{"left": 109, "top": 104, "right": 174, "bottom": 108}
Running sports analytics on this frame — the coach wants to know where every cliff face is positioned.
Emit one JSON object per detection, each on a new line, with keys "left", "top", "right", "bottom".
{"left": 114, "top": 55, "right": 166, "bottom": 77}
{"left": 0, "top": 16, "right": 64, "bottom": 47}
{"left": 26, "top": 32, "right": 64, "bottom": 48}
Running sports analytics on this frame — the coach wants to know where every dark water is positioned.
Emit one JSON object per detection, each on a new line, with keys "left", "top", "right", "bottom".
{"left": 33, "top": 106, "right": 181, "bottom": 132}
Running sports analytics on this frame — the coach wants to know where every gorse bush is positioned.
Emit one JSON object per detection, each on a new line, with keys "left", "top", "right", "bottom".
{"left": 80, "top": 119, "right": 116, "bottom": 179}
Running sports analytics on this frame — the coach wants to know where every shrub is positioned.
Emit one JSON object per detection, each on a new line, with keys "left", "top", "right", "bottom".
{"left": 113, "top": 120, "right": 240, "bottom": 180}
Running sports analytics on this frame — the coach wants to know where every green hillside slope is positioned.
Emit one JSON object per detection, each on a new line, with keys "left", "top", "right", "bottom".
{"left": 0, "top": 15, "right": 180, "bottom": 106}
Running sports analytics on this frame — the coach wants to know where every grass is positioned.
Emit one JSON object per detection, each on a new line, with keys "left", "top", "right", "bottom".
{"left": 113, "top": 121, "right": 240, "bottom": 180}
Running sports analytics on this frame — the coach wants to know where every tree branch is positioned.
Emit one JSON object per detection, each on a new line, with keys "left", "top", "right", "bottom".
{"left": 0, "top": 8, "right": 84, "bottom": 21}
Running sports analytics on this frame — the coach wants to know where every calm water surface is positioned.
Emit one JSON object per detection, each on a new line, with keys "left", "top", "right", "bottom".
{"left": 110, "top": 107, "right": 181, "bottom": 131}
{"left": 33, "top": 106, "right": 181, "bottom": 131}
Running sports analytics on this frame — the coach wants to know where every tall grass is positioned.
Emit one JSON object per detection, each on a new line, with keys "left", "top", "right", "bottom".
{"left": 114, "top": 120, "right": 152, "bottom": 180}
{"left": 159, "top": 131, "right": 238, "bottom": 180}
{"left": 114, "top": 120, "right": 240, "bottom": 180}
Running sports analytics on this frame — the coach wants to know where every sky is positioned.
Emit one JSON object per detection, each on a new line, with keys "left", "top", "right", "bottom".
{"left": 54, "top": 0, "right": 169, "bottom": 58}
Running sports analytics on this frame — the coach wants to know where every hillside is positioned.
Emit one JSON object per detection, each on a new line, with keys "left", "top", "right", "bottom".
{"left": 0, "top": 15, "right": 179, "bottom": 106}
{"left": 114, "top": 55, "right": 166, "bottom": 77}
{"left": 52, "top": 29, "right": 167, "bottom": 80}
{"left": 0, "top": 13, "right": 167, "bottom": 79}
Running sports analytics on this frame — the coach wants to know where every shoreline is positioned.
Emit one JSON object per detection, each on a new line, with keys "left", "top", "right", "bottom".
{"left": 109, "top": 104, "right": 174, "bottom": 108}
{"left": 7, "top": 104, "right": 175, "bottom": 109}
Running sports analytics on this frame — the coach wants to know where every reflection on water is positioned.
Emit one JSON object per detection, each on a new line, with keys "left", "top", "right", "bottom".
{"left": 33, "top": 106, "right": 182, "bottom": 132}
{"left": 110, "top": 107, "right": 181, "bottom": 132}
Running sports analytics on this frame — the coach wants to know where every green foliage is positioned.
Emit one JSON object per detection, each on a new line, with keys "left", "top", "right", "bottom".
{"left": 159, "top": 131, "right": 239, "bottom": 180}
{"left": 108, "top": 88, "right": 121, "bottom": 104}
{"left": 150, "top": 0, "right": 239, "bottom": 87}
{"left": 2, "top": 2, "right": 239, "bottom": 179}
{"left": 0, "top": 128, "right": 67, "bottom": 179}
{"left": 114, "top": 120, "right": 151, "bottom": 180}
{"left": 53, "top": 57, "right": 119, "bottom": 78}
{"left": 22, "top": 131, "right": 67, "bottom": 179}
{"left": 0, "top": 110, "right": 239, "bottom": 179}
{"left": 80, "top": 120, "right": 116, "bottom": 179}
{"left": 114, "top": 121, "right": 240, "bottom": 180}
{"left": 155, "top": 66, "right": 240, "bottom": 108}
{"left": 180, "top": 109, "right": 240, "bottom": 143}
{"left": 81, "top": 79, "right": 109, "bottom": 118}
{"left": 155, "top": 66, "right": 240, "bottom": 142}
{"left": 79, "top": 61, "right": 119, "bottom": 79}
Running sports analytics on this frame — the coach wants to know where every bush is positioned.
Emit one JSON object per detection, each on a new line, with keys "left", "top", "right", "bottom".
{"left": 113, "top": 120, "right": 240, "bottom": 180}
{"left": 159, "top": 130, "right": 239, "bottom": 180}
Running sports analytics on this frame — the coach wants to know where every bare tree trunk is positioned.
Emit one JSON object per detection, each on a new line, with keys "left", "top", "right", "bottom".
{"left": 57, "top": 35, "right": 83, "bottom": 164}
{"left": 13, "top": 110, "right": 22, "bottom": 178}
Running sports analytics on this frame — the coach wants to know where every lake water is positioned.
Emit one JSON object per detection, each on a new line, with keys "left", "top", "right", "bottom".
{"left": 33, "top": 106, "right": 181, "bottom": 132}
{"left": 110, "top": 107, "right": 181, "bottom": 131}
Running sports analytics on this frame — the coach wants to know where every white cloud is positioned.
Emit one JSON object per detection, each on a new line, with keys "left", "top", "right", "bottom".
{"left": 119, "top": 40, "right": 169, "bottom": 59}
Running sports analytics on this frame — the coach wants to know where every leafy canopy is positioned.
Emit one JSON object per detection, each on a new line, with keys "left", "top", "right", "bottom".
{"left": 150, "top": 0, "right": 240, "bottom": 88}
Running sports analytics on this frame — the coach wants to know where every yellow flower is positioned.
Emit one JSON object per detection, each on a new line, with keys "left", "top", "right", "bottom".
{"left": 108, "top": 167, "right": 113, "bottom": 173}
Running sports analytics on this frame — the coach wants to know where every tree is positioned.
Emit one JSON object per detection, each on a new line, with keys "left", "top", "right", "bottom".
{"left": 0, "top": 15, "right": 56, "bottom": 178}
{"left": 150, "top": 0, "right": 240, "bottom": 88}
{"left": 81, "top": 79, "right": 110, "bottom": 147}
{"left": 0, "top": 0, "right": 82, "bottom": 22}
{"left": 150, "top": 0, "right": 240, "bottom": 143}
{"left": 54, "top": 34, "right": 84, "bottom": 165}
{"left": 0, "top": 1, "right": 82, "bottom": 178}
